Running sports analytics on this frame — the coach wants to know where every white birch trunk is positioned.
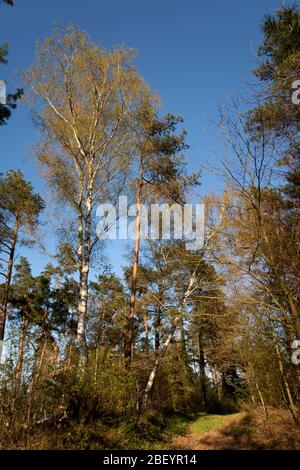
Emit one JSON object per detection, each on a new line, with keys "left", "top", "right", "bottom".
{"left": 77, "top": 193, "right": 92, "bottom": 367}
{"left": 141, "top": 268, "right": 198, "bottom": 410}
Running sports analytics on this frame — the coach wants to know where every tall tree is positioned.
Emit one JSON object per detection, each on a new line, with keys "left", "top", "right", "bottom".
{"left": 124, "top": 102, "right": 199, "bottom": 364}
{"left": 139, "top": 242, "right": 206, "bottom": 409}
{"left": 9, "top": 257, "right": 35, "bottom": 388}
{"left": 0, "top": 170, "right": 44, "bottom": 359}
{"left": 25, "top": 26, "right": 150, "bottom": 366}
{"left": 249, "top": 5, "right": 300, "bottom": 206}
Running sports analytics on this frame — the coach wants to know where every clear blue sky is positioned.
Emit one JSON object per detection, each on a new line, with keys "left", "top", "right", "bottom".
{"left": 0, "top": 0, "right": 282, "bottom": 276}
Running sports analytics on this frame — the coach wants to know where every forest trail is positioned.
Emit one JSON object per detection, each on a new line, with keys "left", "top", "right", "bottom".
{"left": 169, "top": 410, "right": 300, "bottom": 450}
{"left": 169, "top": 412, "right": 245, "bottom": 450}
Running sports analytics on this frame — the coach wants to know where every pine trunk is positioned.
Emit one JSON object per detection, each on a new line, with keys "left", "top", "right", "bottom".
{"left": 124, "top": 174, "right": 143, "bottom": 364}
{"left": 0, "top": 217, "right": 19, "bottom": 359}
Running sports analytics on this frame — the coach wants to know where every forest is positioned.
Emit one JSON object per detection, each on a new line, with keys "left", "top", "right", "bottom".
{"left": 0, "top": 1, "right": 300, "bottom": 451}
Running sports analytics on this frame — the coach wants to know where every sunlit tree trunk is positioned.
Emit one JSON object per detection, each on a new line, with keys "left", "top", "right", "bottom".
{"left": 125, "top": 167, "right": 143, "bottom": 365}
{"left": 141, "top": 268, "right": 198, "bottom": 410}
{"left": 77, "top": 190, "right": 92, "bottom": 367}
{"left": 0, "top": 217, "right": 19, "bottom": 359}
{"left": 141, "top": 319, "right": 178, "bottom": 411}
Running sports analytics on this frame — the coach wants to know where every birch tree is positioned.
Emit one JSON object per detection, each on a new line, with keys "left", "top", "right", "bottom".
{"left": 139, "top": 243, "right": 206, "bottom": 410}
{"left": 25, "top": 26, "right": 150, "bottom": 366}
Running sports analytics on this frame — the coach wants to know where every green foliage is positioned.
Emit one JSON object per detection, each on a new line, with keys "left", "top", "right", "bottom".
{"left": 248, "top": 4, "right": 300, "bottom": 207}
{"left": 0, "top": 170, "right": 45, "bottom": 227}
{"left": 0, "top": 0, "right": 23, "bottom": 125}
{"left": 254, "top": 5, "right": 300, "bottom": 81}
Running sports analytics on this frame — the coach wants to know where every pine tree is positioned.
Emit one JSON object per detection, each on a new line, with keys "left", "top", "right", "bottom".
{"left": 0, "top": 170, "right": 44, "bottom": 358}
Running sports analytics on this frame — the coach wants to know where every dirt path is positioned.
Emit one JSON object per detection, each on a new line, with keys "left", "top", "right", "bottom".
{"left": 169, "top": 409, "right": 300, "bottom": 450}
{"left": 169, "top": 412, "right": 248, "bottom": 450}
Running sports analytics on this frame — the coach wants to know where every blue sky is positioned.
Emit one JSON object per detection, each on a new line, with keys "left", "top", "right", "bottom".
{"left": 0, "top": 0, "right": 282, "bottom": 276}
